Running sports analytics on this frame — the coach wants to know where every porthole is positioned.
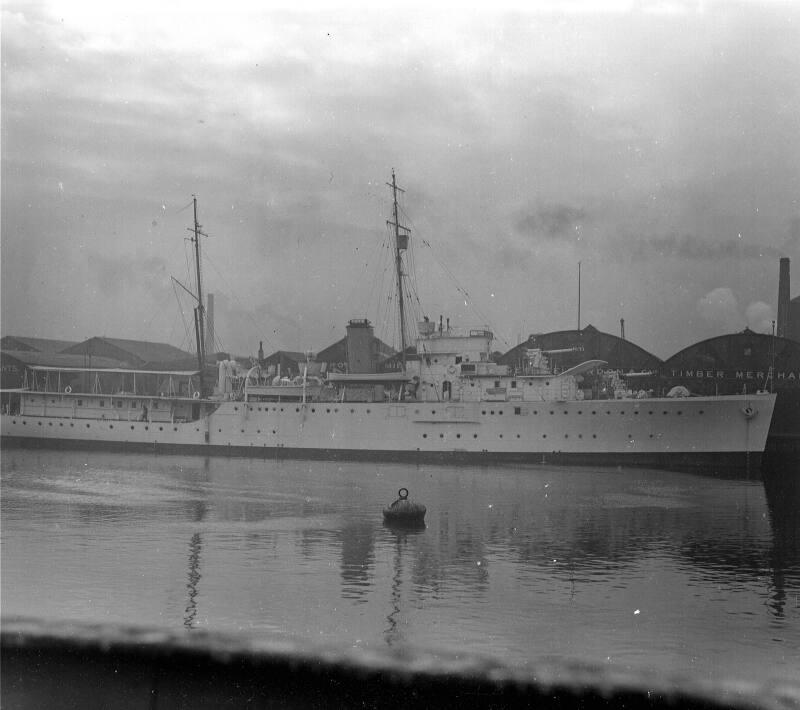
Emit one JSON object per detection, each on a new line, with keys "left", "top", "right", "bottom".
{"left": 144, "top": 426, "right": 149, "bottom": 431}
{"left": 549, "top": 411, "right": 554, "bottom": 415}
{"left": 38, "top": 421, "right": 42, "bottom": 426}
{"left": 490, "top": 410, "right": 495, "bottom": 415}
{"left": 159, "top": 426, "right": 164, "bottom": 431}
{"left": 620, "top": 411, "right": 625, "bottom": 415}
{"left": 533, "top": 410, "right": 539, "bottom": 415}
{"left": 592, "top": 410, "right": 597, "bottom": 415}
{"left": 351, "top": 409, "right": 355, "bottom": 414}
{"left": 563, "top": 411, "right": 568, "bottom": 415}
{"left": 326, "top": 409, "right": 331, "bottom": 413}
{"left": 699, "top": 410, "right": 704, "bottom": 415}
{"left": 311, "top": 408, "right": 316, "bottom": 413}
{"left": 677, "top": 411, "right": 683, "bottom": 416}
{"left": 59, "top": 423, "right": 63, "bottom": 427}
{"left": 241, "top": 429, "right": 245, "bottom": 433}
{"left": 86, "top": 423, "right": 90, "bottom": 428}
{"left": 234, "top": 406, "right": 238, "bottom": 412}
{"left": 439, "top": 433, "right": 444, "bottom": 438}
{"left": 131, "top": 426, "right": 135, "bottom": 430}
{"left": 110, "top": 425, "right": 114, "bottom": 429}
{"left": 578, "top": 410, "right": 582, "bottom": 415}
{"left": 456, "top": 433, "right": 461, "bottom": 438}
{"left": 648, "top": 411, "right": 653, "bottom": 415}
{"left": 592, "top": 434, "right": 597, "bottom": 438}
{"left": 564, "top": 434, "right": 568, "bottom": 438}
{"left": 499, "top": 434, "right": 503, "bottom": 438}
{"left": 423, "top": 434, "right": 428, "bottom": 439}
{"left": 366, "top": 409, "right": 371, "bottom": 414}
{"left": 473, "top": 434, "right": 478, "bottom": 439}
{"left": 542, "top": 434, "right": 547, "bottom": 438}
{"left": 174, "top": 427, "right": 178, "bottom": 432}
{"left": 481, "top": 410, "right": 487, "bottom": 415}
{"left": 70, "top": 423, "right": 74, "bottom": 427}
{"left": 296, "top": 408, "right": 300, "bottom": 412}
{"left": 578, "top": 434, "right": 582, "bottom": 438}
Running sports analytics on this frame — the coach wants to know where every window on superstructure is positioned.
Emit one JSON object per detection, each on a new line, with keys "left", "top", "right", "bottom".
{"left": 455, "top": 356, "right": 462, "bottom": 364}
{"left": 494, "top": 381, "right": 500, "bottom": 388}
{"left": 99, "top": 401, "right": 105, "bottom": 407}
{"left": 511, "top": 381, "right": 517, "bottom": 388}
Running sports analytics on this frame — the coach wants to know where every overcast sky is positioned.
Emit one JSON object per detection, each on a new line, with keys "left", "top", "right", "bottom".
{"left": 2, "top": 1, "right": 798, "bottom": 359}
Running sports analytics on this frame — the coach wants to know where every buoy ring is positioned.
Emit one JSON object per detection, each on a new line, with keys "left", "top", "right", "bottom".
{"left": 742, "top": 406, "right": 756, "bottom": 420}
{"left": 447, "top": 365, "right": 457, "bottom": 375}
{"left": 193, "top": 391, "right": 200, "bottom": 400}
{"left": 64, "top": 386, "right": 72, "bottom": 394}
{"left": 397, "top": 487, "right": 409, "bottom": 500}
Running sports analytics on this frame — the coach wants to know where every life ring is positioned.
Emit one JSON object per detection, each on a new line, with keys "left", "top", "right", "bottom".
{"left": 64, "top": 386, "right": 72, "bottom": 394}
{"left": 447, "top": 365, "right": 457, "bottom": 375}
{"left": 193, "top": 391, "right": 200, "bottom": 400}
{"left": 742, "top": 406, "right": 756, "bottom": 420}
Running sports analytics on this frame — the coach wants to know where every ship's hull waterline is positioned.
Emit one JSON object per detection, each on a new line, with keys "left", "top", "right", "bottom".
{"left": 1, "top": 393, "right": 775, "bottom": 472}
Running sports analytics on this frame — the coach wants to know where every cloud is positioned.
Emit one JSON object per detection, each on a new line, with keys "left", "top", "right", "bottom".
{"left": 744, "top": 301, "right": 775, "bottom": 334}
{"left": 696, "top": 287, "right": 742, "bottom": 333}
{"left": 634, "top": 234, "right": 784, "bottom": 261}
{"left": 515, "top": 204, "right": 588, "bottom": 240}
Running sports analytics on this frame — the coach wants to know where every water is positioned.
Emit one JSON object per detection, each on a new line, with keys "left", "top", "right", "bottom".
{"left": 2, "top": 449, "right": 798, "bottom": 686}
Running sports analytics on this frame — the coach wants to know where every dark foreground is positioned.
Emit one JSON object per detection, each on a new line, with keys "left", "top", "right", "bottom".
{"left": 3, "top": 617, "right": 798, "bottom": 710}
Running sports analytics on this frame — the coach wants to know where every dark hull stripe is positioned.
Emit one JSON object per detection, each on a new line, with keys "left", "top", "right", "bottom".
{"left": 1, "top": 435, "right": 765, "bottom": 474}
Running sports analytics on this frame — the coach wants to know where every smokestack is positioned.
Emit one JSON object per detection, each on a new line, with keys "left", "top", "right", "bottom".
{"left": 777, "top": 258, "right": 790, "bottom": 338}
{"left": 207, "top": 293, "right": 215, "bottom": 354}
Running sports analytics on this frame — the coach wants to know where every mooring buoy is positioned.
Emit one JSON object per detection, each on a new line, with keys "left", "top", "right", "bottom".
{"left": 383, "top": 487, "right": 426, "bottom": 525}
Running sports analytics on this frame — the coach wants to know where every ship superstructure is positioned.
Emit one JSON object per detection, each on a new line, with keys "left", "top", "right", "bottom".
{"left": 0, "top": 180, "right": 778, "bottom": 471}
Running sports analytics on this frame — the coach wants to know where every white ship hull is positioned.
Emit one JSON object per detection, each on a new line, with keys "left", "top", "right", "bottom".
{"left": 1, "top": 392, "right": 776, "bottom": 472}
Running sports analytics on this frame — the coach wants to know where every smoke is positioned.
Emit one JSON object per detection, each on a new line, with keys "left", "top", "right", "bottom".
{"left": 697, "top": 288, "right": 776, "bottom": 335}
{"left": 744, "top": 301, "right": 775, "bottom": 334}
{"left": 696, "top": 287, "right": 743, "bottom": 332}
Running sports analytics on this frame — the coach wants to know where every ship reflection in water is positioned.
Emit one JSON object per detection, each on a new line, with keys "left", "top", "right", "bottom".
{"left": 1, "top": 449, "right": 798, "bottom": 686}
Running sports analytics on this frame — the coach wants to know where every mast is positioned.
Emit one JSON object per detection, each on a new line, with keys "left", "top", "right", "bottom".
{"left": 189, "top": 195, "right": 207, "bottom": 393}
{"left": 386, "top": 170, "right": 410, "bottom": 370}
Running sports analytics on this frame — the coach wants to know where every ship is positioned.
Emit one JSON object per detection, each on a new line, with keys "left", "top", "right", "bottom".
{"left": 0, "top": 177, "right": 777, "bottom": 472}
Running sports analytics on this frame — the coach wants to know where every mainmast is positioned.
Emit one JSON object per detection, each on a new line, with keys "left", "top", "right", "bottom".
{"left": 190, "top": 195, "right": 207, "bottom": 393}
{"left": 386, "top": 170, "right": 410, "bottom": 371}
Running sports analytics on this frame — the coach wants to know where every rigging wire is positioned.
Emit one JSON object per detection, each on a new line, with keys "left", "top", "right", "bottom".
{"left": 398, "top": 203, "right": 509, "bottom": 346}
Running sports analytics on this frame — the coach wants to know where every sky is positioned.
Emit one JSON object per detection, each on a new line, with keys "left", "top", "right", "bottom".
{"left": 2, "top": 1, "right": 799, "bottom": 359}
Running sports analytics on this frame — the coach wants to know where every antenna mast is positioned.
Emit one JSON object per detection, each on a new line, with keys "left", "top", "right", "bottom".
{"left": 189, "top": 195, "right": 207, "bottom": 392}
{"left": 386, "top": 170, "right": 410, "bottom": 370}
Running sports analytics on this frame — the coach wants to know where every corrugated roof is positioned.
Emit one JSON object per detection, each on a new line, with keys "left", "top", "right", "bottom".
{"left": 1, "top": 350, "right": 124, "bottom": 369}
{"left": 60, "top": 337, "right": 193, "bottom": 365}
{"left": 0, "top": 336, "right": 80, "bottom": 353}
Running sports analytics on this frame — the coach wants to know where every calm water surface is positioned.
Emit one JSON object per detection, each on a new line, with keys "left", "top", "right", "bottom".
{"left": 2, "top": 449, "right": 798, "bottom": 685}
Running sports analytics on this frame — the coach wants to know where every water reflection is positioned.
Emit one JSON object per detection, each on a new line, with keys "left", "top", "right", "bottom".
{"left": 184, "top": 532, "right": 203, "bottom": 629}
{"left": 339, "top": 522, "right": 375, "bottom": 602}
{"left": 2, "top": 450, "right": 799, "bottom": 686}
{"left": 763, "top": 458, "right": 800, "bottom": 621}
{"left": 383, "top": 522, "right": 426, "bottom": 647}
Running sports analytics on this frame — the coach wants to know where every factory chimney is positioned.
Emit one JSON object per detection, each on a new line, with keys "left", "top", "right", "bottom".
{"left": 207, "top": 293, "right": 215, "bottom": 354}
{"left": 777, "top": 258, "right": 790, "bottom": 338}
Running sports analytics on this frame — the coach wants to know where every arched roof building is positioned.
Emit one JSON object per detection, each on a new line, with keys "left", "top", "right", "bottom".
{"left": 498, "top": 324, "right": 663, "bottom": 374}
{"left": 662, "top": 331, "right": 800, "bottom": 450}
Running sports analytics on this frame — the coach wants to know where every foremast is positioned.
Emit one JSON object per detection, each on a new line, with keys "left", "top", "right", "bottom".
{"left": 386, "top": 170, "right": 411, "bottom": 371}
{"left": 189, "top": 196, "right": 207, "bottom": 393}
